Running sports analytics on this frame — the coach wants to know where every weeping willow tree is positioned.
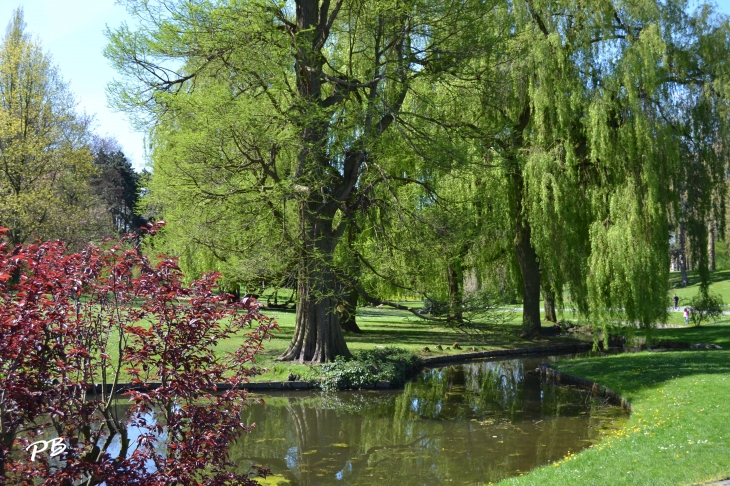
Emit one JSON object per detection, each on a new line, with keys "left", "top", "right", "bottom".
{"left": 354, "top": 0, "right": 730, "bottom": 339}
{"left": 436, "top": 0, "right": 730, "bottom": 337}
{"left": 107, "top": 0, "right": 499, "bottom": 362}
{"left": 351, "top": 149, "right": 516, "bottom": 326}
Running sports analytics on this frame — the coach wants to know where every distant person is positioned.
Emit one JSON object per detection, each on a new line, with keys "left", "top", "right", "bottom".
{"left": 673, "top": 293, "right": 679, "bottom": 310}
{"left": 684, "top": 307, "right": 690, "bottom": 325}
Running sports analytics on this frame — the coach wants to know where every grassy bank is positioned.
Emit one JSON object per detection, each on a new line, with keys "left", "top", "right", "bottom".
{"left": 247, "top": 306, "right": 580, "bottom": 382}
{"left": 249, "top": 267, "right": 730, "bottom": 381}
{"left": 669, "top": 269, "right": 730, "bottom": 303}
{"left": 501, "top": 323, "right": 730, "bottom": 485}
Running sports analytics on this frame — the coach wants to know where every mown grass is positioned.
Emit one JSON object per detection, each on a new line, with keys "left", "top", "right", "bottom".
{"left": 103, "top": 268, "right": 730, "bottom": 384}
{"left": 669, "top": 269, "right": 730, "bottom": 306}
{"left": 97, "top": 302, "right": 584, "bottom": 383}
{"left": 501, "top": 323, "right": 730, "bottom": 485}
{"left": 247, "top": 305, "right": 582, "bottom": 382}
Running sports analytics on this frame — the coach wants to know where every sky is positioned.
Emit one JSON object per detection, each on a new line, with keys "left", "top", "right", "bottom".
{"left": 2, "top": 0, "right": 730, "bottom": 173}
{"left": 0, "top": 1, "right": 146, "bottom": 170}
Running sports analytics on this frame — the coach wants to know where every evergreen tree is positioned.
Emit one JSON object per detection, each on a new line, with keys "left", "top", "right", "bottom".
{"left": 90, "top": 145, "right": 147, "bottom": 236}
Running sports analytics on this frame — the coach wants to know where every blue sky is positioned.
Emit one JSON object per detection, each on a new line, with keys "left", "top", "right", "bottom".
{"left": 3, "top": 0, "right": 730, "bottom": 172}
{"left": 1, "top": 1, "right": 144, "bottom": 169}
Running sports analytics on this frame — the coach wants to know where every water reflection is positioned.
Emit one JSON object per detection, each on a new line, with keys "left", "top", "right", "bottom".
{"left": 231, "top": 355, "right": 627, "bottom": 485}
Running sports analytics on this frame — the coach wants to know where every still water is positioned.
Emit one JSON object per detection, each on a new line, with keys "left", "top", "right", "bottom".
{"left": 231, "top": 355, "right": 628, "bottom": 485}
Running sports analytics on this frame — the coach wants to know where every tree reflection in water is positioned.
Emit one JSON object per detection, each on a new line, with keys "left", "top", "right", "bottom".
{"left": 230, "top": 355, "right": 627, "bottom": 485}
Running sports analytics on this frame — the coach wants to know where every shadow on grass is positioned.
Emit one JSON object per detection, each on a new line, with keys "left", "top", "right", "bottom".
{"left": 561, "top": 324, "right": 730, "bottom": 398}
{"left": 560, "top": 350, "right": 730, "bottom": 398}
{"left": 669, "top": 269, "right": 730, "bottom": 288}
{"left": 341, "top": 325, "right": 525, "bottom": 347}
{"left": 255, "top": 305, "right": 580, "bottom": 360}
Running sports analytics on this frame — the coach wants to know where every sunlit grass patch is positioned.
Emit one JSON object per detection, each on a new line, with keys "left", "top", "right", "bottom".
{"left": 500, "top": 325, "right": 730, "bottom": 485}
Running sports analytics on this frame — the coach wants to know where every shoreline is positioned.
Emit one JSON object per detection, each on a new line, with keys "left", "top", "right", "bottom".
{"left": 91, "top": 341, "right": 595, "bottom": 395}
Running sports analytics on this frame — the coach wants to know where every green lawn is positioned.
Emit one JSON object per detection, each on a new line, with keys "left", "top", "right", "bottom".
{"left": 97, "top": 301, "right": 583, "bottom": 384}
{"left": 103, "top": 268, "right": 730, "bottom": 384}
{"left": 501, "top": 323, "right": 730, "bottom": 485}
{"left": 248, "top": 305, "right": 580, "bottom": 382}
{"left": 669, "top": 269, "right": 730, "bottom": 306}
{"left": 242, "top": 268, "right": 730, "bottom": 381}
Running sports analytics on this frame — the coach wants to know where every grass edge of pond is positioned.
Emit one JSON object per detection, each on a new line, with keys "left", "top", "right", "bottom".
{"left": 499, "top": 323, "right": 730, "bottom": 486}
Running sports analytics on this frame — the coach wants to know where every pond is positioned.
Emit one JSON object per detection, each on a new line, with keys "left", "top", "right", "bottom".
{"left": 230, "top": 354, "right": 628, "bottom": 485}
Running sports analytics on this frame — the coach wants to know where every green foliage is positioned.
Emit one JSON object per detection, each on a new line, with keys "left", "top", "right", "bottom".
{"left": 319, "top": 348, "right": 423, "bottom": 392}
{"left": 0, "top": 9, "right": 106, "bottom": 248}
{"left": 105, "top": 0, "right": 730, "bottom": 352}
{"left": 89, "top": 142, "right": 147, "bottom": 236}
{"left": 106, "top": 0, "right": 505, "bottom": 361}
{"left": 689, "top": 292, "right": 725, "bottom": 327}
{"left": 459, "top": 0, "right": 730, "bottom": 337}
{"left": 107, "top": 0, "right": 498, "bottom": 289}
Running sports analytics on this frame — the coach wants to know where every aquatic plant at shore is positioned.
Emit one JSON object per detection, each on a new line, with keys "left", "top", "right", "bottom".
{"left": 319, "top": 348, "right": 423, "bottom": 392}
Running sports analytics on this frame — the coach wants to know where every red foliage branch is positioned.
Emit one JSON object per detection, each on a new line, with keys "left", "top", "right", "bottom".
{"left": 0, "top": 223, "right": 278, "bottom": 485}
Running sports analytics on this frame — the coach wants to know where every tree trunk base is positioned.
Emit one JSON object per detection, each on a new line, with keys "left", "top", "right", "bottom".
{"left": 520, "top": 329, "right": 543, "bottom": 340}
{"left": 280, "top": 296, "right": 351, "bottom": 363}
{"left": 514, "top": 221, "right": 542, "bottom": 337}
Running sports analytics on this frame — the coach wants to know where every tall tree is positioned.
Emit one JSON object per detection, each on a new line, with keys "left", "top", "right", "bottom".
{"left": 90, "top": 142, "right": 147, "bottom": 236}
{"left": 444, "top": 0, "right": 730, "bottom": 335}
{"left": 0, "top": 8, "right": 98, "bottom": 247}
{"left": 107, "top": 0, "right": 497, "bottom": 362}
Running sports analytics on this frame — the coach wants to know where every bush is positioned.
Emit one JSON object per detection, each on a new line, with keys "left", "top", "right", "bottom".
{"left": 689, "top": 292, "right": 725, "bottom": 327}
{"left": 0, "top": 224, "right": 275, "bottom": 484}
{"left": 319, "top": 348, "right": 423, "bottom": 391}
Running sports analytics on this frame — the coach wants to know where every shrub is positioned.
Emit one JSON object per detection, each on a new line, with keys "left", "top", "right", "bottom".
{"left": 319, "top": 348, "right": 423, "bottom": 391}
{"left": 0, "top": 224, "right": 276, "bottom": 484}
{"left": 689, "top": 292, "right": 725, "bottom": 327}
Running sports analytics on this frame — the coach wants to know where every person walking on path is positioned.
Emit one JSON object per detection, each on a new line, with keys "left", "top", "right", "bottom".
{"left": 674, "top": 293, "right": 679, "bottom": 310}
{"left": 684, "top": 307, "right": 690, "bottom": 325}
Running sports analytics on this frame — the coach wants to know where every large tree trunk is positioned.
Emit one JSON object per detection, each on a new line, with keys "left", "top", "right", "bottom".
{"left": 709, "top": 222, "right": 716, "bottom": 271}
{"left": 542, "top": 286, "right": 557, "bottom": 323}
{"left": 279, "top": 0, "right": 353, "bottom": 363}
{"left": 514, "top": 219, "right": 542, "bottom": 337}
{"left": 679, "top": 222, "right": 689, "bottom": 286}
{"left": 505, "top": 102, "right": 541, "bottom": 337}
{"left": 280, "top": 204, "right": 351, "bottom": 363}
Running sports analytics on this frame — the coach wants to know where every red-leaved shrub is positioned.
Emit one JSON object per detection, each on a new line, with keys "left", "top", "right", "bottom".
{"left": 0, "top": 223, "right": 277, "bottom": 485}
